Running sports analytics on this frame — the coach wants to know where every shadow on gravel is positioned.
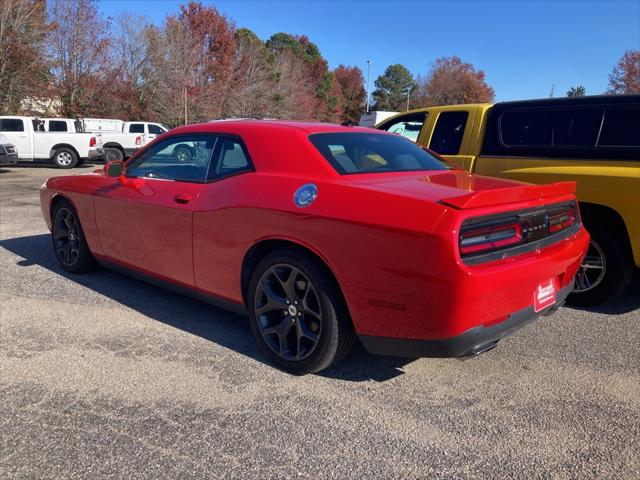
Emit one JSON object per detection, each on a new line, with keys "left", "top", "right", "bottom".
{"left": 565, "top": 271, "right": 640, "bottom": 315}
{"left": 1, "top": 234, "right": 412, "bottom": 382}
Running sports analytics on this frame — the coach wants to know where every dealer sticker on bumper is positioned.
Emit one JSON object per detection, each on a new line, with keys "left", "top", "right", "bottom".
{"left": 534, "top": 278, "right": 557, "bottom": 312}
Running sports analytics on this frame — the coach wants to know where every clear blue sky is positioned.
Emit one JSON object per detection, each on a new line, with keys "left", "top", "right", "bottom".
{"left": 100, "top": 0, "right": 640, "bottom": 101}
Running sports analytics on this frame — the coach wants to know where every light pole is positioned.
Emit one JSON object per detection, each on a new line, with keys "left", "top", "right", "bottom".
{"left": 366, "top": 60, "right": 371, "bottom": 114}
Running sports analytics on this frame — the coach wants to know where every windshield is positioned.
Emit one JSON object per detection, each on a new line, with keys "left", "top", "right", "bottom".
{"left": 309, "top": 132, "right": 449, "bottom": 175}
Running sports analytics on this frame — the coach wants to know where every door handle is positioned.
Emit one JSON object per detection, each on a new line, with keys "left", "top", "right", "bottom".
{"left": 174, "top": 193, "right": 192, "bottom": 204}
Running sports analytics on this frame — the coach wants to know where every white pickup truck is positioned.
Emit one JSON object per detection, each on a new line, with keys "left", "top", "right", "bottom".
{"left": 82, "top": 118, "right": 169, "bottom": 161}
{"left": 0, "top": 116, "right": 103, "bottom": 168}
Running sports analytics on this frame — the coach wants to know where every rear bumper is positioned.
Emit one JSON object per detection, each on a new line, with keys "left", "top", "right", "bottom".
{"left": 87, "top": 148, "right": 104, "bottom": 159}
{"left": 359, "top": 280, "right": 573, "bottom": 358}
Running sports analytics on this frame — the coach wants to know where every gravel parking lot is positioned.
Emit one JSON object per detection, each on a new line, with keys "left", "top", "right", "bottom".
{"left": 1, "top": 164, "right": 639, "bottom": 479}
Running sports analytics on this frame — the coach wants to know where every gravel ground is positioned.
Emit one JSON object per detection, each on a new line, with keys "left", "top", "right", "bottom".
{"left": 1, "top": 165, "right": 639, "bottom": 479}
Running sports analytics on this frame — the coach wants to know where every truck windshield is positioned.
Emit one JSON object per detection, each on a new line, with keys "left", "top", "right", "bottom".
{"left": 309, "top": 132, "right": 449, "bottom": 175}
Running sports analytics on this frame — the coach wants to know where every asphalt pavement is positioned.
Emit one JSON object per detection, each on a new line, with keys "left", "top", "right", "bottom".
{"left": 1, "top": 165, "right": 639, "bottom": 479}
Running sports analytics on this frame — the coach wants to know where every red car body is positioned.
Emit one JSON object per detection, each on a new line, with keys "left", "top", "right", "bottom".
{"left": 40, "top": 121, "right": 589, "bottom": 360}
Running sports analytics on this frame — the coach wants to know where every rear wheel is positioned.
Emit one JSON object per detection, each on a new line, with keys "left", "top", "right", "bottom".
{"left": 51, "top": 200, "right": 98, "bottom": 274}
{"left": 104, "top": 147, "right": 124, "bottom": 162}
{"left": 248, "top": 250, "right": 355, "bottom": 374}
{"left": 567, "top": 223, "right": 633, "bottom": 306}
{"left": 52, "top": 148, "right": 78, "bottom": 169}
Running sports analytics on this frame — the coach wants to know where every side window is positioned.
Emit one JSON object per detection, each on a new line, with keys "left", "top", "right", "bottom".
{"left": 0, "top": 119, "right": 24, "bottom": 132}
{"left": 208, "top": 137, "right": 253, "bottom": 180}
{"left": 148, "top": 124, "right": 164, "bottom": 135}
{"left": 129, "top": 123, "right": 144, "bottom": 134}
{"left": 126, "top": 135, "right": 217, "bottom": 183}
{"left": 379, "top": 112, "right": 427, "bottom": 142}
{"left": 549, "top": 108, "right": 602, "bottom": 146}
{"left": 598, "top": 107, "right": 639, "bottom": 147}
{"left": 500, "top": 111, "right": 549, "bottom": 147}
{"left": 429, "top": 111, "right": 469, "bottom": 154}
{"left": 48, "top": 120, "right": 68, "bottom": 132}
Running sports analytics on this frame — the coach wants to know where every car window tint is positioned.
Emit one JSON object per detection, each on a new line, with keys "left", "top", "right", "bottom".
{"left": 48, "top": 120, "right": 68, "bottom": 132}
{"left": 501, "top": 111, "right": 550, "bottom": 146}
{"left": 0, "top": 119, "right": 24, "bottom": 132}
{"left": 550, "top": 108, "right": 602, "bottom": 146}
{"left": 429, "top": 111, "right": 468, "bottom": 154}
{"left": 598, "top": 107, "right": 639, "bottom": 147}
{"left": 126, "top": 135, "right": 216, "bottom": 182}
{"left": 379, "top": 112, "right": 428, "bottom": 143}
{"left": 209, "top": 137, "right": 252, "bottom": 180}
{"left": 148, "top": 124, "right": 164, "bottom": 135}
{"left": 310, "top": 132, "right": 448, "bottom": 175}
{"left": 129, "top": 123, "right": 144, "bottom": 133}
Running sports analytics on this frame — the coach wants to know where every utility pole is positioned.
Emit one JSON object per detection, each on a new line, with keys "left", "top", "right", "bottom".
{"left": 406, "top": 86, "right": 411, "bottom": 111}
{"left": 184, "top": 86, "right": 188, "bottom": 125}
{"left": 549, "top": 84, "right": 555, "bottom": 98}
{"left": 366, "top": 60, "right": 372, "bottom": 114}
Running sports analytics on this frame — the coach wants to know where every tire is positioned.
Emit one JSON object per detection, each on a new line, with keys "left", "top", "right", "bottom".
{"left": 52, "top": 148, "right": 78, "bottom": 169}
{"left": 173, "top": 145, "right": 193, "bottom": 162}
{"left": 567, "top": 222, "right": 634, "bottom": 306}
{"left": 247, "top": 250, "right": 355, "bottom": 374}
{"left": 104, "top": 147, "right": 124, "bottom": 162}
{"left": 51, "top": 200, "right": 98, "bottom": 274}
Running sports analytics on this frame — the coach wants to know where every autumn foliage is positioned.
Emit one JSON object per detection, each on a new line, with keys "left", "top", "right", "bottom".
{"left": 415, "top": 56, "right": 495, "bottom": 107}
{"left": 608, "top": 50, "right": 640, "bottom": 95}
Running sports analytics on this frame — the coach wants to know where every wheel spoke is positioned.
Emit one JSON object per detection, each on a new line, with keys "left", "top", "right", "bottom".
{"left": 262, "top": 316, "right": 293, "bottom": 356}
{"left": 63, "top": 242, "right": 72, "bottom": 264}
{"left": 256, "top": 280, "right": 288, "bottom": 315}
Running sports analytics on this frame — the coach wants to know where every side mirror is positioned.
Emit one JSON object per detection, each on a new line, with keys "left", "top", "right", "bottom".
{"left": 105, "top": 161, "right": 125, "bottom": 177}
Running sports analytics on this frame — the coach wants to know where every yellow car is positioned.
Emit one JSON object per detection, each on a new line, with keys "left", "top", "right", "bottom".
{"left": 377, "top": 96, "right": 640, "bottom": 306}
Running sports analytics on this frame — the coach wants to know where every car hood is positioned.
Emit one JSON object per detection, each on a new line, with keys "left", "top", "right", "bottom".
{"left": 346, "top": 170, "right": 576, "bottom": 209}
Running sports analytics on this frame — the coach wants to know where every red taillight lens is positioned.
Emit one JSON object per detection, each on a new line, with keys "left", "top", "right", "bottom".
{"left": 460, "top": 222, "right": 523, "bottom": 255}
{"left": 548, "top": 206, "right": 576, "bottom": 233}
{"left": 89, "top": 136, "right": 96, "bottom": 147}
{"left": 135, "top": 135, "right": 141, "bottom": 146}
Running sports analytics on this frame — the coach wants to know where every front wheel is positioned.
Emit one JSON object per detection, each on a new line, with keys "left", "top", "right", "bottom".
{"left": 567, "top": 223, "right": 634, "bottom": 306}
{"left": 52, "top": 148, "right": 78, "bottom": 169}
{"left": 104, "top": 147, "right": 124, "bottom": 162}
{"left": 51, "top": 200, "right": 98, "bottom": 274}
{"left": 248, "top": 250, "right": 355, "bottom": 374}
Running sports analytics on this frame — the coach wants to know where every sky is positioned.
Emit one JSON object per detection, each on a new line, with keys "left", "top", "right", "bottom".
{"left": 99, "top": 0, "right": 640, "bottom": 102}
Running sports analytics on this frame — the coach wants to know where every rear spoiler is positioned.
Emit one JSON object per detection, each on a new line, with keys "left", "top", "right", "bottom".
{"left": 440, "top": 181, "right": 577, "bottom": 209}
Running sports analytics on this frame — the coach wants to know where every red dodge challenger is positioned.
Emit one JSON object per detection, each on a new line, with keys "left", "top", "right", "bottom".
{"left": 40, "top": 121, "right": 589, "bottom": 374}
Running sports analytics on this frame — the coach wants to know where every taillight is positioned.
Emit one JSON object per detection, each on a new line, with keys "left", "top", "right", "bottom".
{"left": 548, "top": 205, "right": 576, "bottom": 233}
{"left": 135, "top": 135, "right": 141, "bottom": 146}
{"left": 459, "top": 201, "right": 579, "bottom": 261}
{"left": 460, "top": 222, "right": 523, "bottom": 255}
{"left": 89, "top": 136, "right": 96, "bottom": 147}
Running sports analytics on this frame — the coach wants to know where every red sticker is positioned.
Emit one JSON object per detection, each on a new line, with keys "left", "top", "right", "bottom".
{"left": 534, "top": 278, "right": 557, "bottom": 312}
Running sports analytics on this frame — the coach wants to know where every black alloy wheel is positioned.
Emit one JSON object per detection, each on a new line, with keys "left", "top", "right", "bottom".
{"left": 248, "top": 250, "right": 355, "bottom": 374}
{"left": 254, "top": 264, "right": 323, "bottom": 361}
{"left": 51, "top": 201, "right": 97, "bottom": 274}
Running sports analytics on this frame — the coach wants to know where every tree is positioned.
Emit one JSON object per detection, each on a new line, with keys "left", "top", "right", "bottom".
{"left": 226, "top": 28, "right": 275, "bottom": 118}
{"left": 567, "top": 85, "right": 586, "bottom": 97}
{"left": 48, "top": 0, "right": 112, "bottom": 116}
{"left": 334, "top": 65, "right": 365, "bottom": 123}
{"left": 608, "top": 50, "right": 640, "bottom": 95}
{"left": 415, "top": 56, "right": 494, "bottom": 106}
{"left": 0, "top": 0, "right": 51, "bottom": 114}
{"left": 372, "top": 64, "right": 417, "bottom": 111}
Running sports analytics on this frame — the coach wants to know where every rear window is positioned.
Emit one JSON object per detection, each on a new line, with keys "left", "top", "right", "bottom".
{"left": 0, "top": 119, "right": 24, "bottom": 132}
{"left": 48, "top": 120, "right": 68, "bottom": 132}
{"left": 129, "top": 123, "right": 144, "bottom": 133}
{"left": 309, "top": 132, "right": 448, "bottom": 175}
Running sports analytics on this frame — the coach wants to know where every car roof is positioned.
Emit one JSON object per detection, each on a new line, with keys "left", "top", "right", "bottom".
{"left": 168, "top": 119, "right": 382, "bottom": 136}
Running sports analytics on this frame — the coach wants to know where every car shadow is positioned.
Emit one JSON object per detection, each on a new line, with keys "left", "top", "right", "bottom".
{"left": 0, "top": 234, "right": 413, "bottom": 382}
{"left": 565, "top": 270, "right": 640, "bottom": 315}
